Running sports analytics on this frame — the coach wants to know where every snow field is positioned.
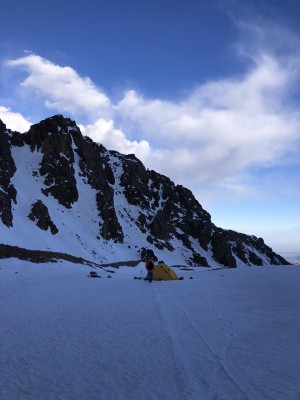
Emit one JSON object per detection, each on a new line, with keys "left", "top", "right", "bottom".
{"left": 0, "top": 260, "right": 299, "bottom": 400}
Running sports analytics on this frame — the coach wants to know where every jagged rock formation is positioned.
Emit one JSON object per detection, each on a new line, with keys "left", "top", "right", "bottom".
{"left": 0, "top": 120, "right": 17, "bottom": 227}
{"left": 0, "top": 115, "right": 289, "bottom": 267}
{"left": 28, "top": 200, "right": 58, "bottom": 234}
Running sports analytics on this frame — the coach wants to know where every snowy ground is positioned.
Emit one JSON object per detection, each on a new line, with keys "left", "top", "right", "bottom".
{"left": 1, "top": 260, "right": 299, "bottom": 400}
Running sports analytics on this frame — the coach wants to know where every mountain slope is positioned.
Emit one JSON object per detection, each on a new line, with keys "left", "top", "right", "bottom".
{"left": 0, "top": 115, "right": 289, "bottom": 267}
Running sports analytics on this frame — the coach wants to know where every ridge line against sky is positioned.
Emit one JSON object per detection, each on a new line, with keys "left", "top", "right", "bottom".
{"left": 0, "top": 0, "right": 299, "bottom": 253}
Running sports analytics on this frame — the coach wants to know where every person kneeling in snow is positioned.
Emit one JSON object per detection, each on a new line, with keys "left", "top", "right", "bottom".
{"left": 145, "top": 258, "right": 155, "bottom": 283}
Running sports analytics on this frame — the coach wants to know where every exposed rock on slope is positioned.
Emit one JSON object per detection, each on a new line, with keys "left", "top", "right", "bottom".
{"left": 0, "top": 120, "right": 17, "bottom": 227}
{"left": 0, "top": 115, "right": 289, "bottom": 267}
{"left": 28, "top": 200, "right": 58, "bottom": 235}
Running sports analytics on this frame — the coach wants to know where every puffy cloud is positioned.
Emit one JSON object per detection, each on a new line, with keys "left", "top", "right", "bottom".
{"left": 6, "top": 55, "right": 110, "bottom": 119}
{"left": 3, "top": 25, "right": 300, "bottom": 199}
{"left": 0, "top": 106, "right": 31, "bottom": 132}
{"left": 80, "top": 119, "right": 150, "bottom": 158}
{"left": 116, "top": 54, "right": 300, "bottom": 185}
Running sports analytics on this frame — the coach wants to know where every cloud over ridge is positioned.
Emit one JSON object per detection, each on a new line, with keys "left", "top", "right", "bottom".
{"left": 6, "top": 55, "right": 110, "bottom": 118}
{"left": 2, "top": 22, "right": 300, "bottom": 200}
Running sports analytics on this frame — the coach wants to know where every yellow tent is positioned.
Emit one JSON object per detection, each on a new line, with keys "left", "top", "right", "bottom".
{"left": 153, "top": 262, "right": 178, "bottom": 281}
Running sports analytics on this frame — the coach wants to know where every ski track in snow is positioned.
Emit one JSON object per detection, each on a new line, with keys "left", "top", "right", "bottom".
{"left": 153, "top": 284, "right": 250, "bottom": 400}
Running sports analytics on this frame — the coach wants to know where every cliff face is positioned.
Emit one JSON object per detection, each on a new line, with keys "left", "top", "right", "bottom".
{"left": 0, "top": 115, "right": 289, "bottom": 267}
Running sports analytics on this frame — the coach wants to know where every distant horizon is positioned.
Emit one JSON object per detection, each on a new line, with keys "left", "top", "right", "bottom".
{"left": 280, "top": 251, "right": 300, "bottom": 260}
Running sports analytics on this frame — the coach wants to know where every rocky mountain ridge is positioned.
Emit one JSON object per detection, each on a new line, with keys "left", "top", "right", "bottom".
{"left": 0, "top": 115, "right": 289, "bottom": 267}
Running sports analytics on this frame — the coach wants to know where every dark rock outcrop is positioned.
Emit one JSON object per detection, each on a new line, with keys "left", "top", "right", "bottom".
{"left": 26, "top": 115, "right": 79, "bottom": 208}
{"left": 28, "top": 200, "right": 58, "bottom": 234}
{"left": 0, "top": 121, "right": 17, "bottom": 227}
{"left": 211, "top": 230, "right": 237, "bottom": 268}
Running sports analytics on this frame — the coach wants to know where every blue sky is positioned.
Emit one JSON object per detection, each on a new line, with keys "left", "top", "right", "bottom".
{"left": 0, "top": 0, "right": 299, "bottom": 254}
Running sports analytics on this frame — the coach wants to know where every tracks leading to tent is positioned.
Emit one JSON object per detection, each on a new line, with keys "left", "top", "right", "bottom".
{"left": 153, "top": 283, "right": 250, "bottom": 400}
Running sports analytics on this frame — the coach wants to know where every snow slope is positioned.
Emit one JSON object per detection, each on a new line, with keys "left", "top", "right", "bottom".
{"left": 1, "top": 260, "right": 299, "bottom": 400}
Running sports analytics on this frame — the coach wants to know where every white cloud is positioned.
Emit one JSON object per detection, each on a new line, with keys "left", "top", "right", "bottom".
{"left": 6, "top": 55, "right": 110, "bottom": 119}
{"left": 116, "top": 54, "right": 300, "bottom": 185}
{"left": 0, "top": 106, "right": 31, "bottom": 132}
{"left": 80, "top": 118, "right": 151, "bottom": 157}
{"left": 3, "top": 25, "right": 300, "bottom": 199}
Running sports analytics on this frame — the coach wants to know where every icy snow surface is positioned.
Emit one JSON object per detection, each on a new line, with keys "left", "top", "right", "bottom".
{"left": 1, "top": 260, "right": 299, "bottom": 400}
